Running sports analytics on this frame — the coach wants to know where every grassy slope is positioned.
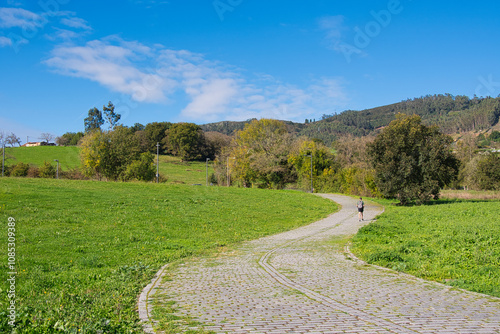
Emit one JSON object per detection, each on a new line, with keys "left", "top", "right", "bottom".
{"left": 3, "top": 146, "right": 212, "bottom": 185}
{"left": 2, "top": 146, "right": 81, "bottom": 170}
{"left": 158, "top": 155, "right": 213, "bottom": 185}
{"left": 0, "top": 178, "right": 336, "bottom": 333}
{"left": 351, "top": 198, "right": 500, "bottom": 298}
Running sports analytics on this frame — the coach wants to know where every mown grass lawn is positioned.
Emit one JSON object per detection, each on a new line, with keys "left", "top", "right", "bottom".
{"left": 351, "top": 198, "right": 500, "bottom": 298}
{"left": 0, "top": 178, "right": 336, "bottom": 333}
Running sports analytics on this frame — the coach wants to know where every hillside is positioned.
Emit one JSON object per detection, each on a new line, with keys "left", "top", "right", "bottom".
{"left": 2, "top": 146, "right": 80, "bottom": 170}
{"left": 200, "top": 118, "right": 306, "bottom": 136}
{"left": 201, "top": 94, "right": 500, "bottom": 145}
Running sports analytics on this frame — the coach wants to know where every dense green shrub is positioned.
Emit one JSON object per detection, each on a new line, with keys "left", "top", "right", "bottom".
{"left": 10, "top": 162, "right": 30, "bottom": 177}
{"left": 121, "top": 152, "right": 157, "bottom": 181}
{"left": 38, "top": 161, "right": 56, "bottom": 178}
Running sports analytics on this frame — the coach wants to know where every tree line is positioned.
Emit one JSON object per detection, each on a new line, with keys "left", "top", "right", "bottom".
{"left": 4, "top": 99, "right": 499, "bottom": 200}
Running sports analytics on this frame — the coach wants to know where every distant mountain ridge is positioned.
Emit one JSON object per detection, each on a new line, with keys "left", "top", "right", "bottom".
{"left": 201, "top": 94, "right": 500, "bottom": 145}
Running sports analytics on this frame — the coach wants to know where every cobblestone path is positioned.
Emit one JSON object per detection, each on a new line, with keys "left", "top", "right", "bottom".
{"left": 141, "top": 194, "right": 500, "bottom": 333}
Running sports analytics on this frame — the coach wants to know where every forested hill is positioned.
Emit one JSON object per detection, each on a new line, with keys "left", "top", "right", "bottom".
{"left": 200, "top": 119, "right": 305, "bottom": 135}
{"left": 201, "top": 94, "right": 500, "bottom": 145}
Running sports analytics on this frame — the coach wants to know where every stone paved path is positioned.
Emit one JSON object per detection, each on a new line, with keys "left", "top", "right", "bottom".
{"left": 142, "top": 194, "right": 500, "bottom": 333}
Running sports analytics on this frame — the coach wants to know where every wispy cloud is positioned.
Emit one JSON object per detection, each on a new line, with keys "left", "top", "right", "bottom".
{"left": 318, "top": 15, "right": 345, "bottom": 43}
{"left": 318, "top": 15, "right": 367, "bottom": 61}
{"left": 0, "top": 7, "right": 93, "bottom": 49}
{"left": 318, "top": 15, "right": 355, "bottom": 54}
{"left": 0, "top": 35, "right": 12, "bottom": 46}
{"left": 60, "top": 17, "right": 92, "bottom": 31}
{"left": 45, "top": 36, "right": 348, "bottom": 122}
{"left": 0, "top": 7, "right": 43, "bottom": 29}
{"left": 129, "top": 0, "right": 170, "bottom": 8}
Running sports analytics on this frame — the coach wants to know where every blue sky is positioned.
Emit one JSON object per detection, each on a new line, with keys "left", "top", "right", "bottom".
{"left": 1, "top": 0, "right": 500, "bottom": 143}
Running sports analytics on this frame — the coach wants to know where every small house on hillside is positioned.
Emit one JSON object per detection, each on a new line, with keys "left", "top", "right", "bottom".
{"left": 22, "top": 142, "right": 56, "bottom": 147}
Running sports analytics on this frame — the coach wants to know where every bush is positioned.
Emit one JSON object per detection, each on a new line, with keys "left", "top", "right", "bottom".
{"left": 39, "top": 161, "right": 56, "bottom": 178}
{"left": 476, "top": 153, "right": 500, "bottom": 190}
{"left": 490, "top": 130, "right": 500, "bottom": 142}
{"left": 121, "top": 152, "right": 157, "bottom": 182}
{"left": 10, "top": 162, "right": 30, "bottom": 177}
{"left": 61, "top": 168, "right": 87, "bottom": 180}
{"left": 27, "top": 166, "right": 39, "bottom": 178}
{"left": 2, "top": 164, "right": 12, "bottom": 176}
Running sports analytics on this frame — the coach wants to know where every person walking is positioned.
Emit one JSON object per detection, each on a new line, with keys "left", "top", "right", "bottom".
{"left": 357, "top": 197, "right": 364, "bottom": 221}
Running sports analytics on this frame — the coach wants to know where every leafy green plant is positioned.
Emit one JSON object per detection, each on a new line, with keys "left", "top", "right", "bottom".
{"left": 38, "top": 161, "right": 56, "bottom": 178}
{"left": 10, "top": 162, "right": 30, "bottom": 177}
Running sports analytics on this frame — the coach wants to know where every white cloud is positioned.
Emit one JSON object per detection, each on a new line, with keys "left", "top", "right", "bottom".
{"left": 0, "top": 36, "right": 12, "bottom": 46}
{"left": 45, "top": 36, "right": 349, "bottom": 122}
{"left": 60, "top": 17, "right": 92, "bottom": 31}
{"left": 45, "top": 38, "right": 168, "bottom": 103}
{"left": 318, "top": 15, "right": 344, "bottom": 42}
{"left": 0, "top": 7, "right": 44, "bottom": 29}
{"left": 182, "top": 78, "right": 239, "bottom": 120}
{"left": 318, "top": 15, "right": 367, "bottom": 61}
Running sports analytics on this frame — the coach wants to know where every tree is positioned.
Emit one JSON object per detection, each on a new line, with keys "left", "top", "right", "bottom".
{"left": 39, "top": 133, "right": 55, "bottom": 143}
{"left": 79, "top": 126, "right": 142, "bottom": 181}
{"left": 0, "top": 130, "right": 5, "bottom": 146}
{"left": 367, "top": 114, "right": 459, "bottom": 205}
{"left": 103, "top": 101, "right": 121, "bottom": 130}
{"left": 144, "top": 122, "right": 172, "bottom": 153}
{"left": 333, "top": 134, "right": 374, "bottom": 168}
{"left": 56, "top": 132, "right": 84, "bottom": 146}
{"left": 204, "top": 131, "right": 231, "bottom": 158}
{"left": 131, "top": 123, "right": 145, "bottom": 132}
{"left": 224, "top": 119, "right": 295, "bottom": 189}
{"left": 79, "top": 130, "right": 106, "bottom": 180}
{"left": 476, "top": 153, "right": 500, "bottom": 190}
{"left": 84, "top": 107, "right": 104, "bottom": 133}
{"left": 288, "top": 137, "right": 335, "bottom": 191}
{"left": 490, "top": 130, "right": 500, "bottom": 142}
{"left": 163, "top": 123, "right": 209, "bottom": 161}
{"left": 6, "top": 132, "right": 21, "bottom": 147}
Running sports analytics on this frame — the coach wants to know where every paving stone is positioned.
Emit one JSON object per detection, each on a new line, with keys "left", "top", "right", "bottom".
{"left": 140, "top": 194, "right": 500, "bottom": 333}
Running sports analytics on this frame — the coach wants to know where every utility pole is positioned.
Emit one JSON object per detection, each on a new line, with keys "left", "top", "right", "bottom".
{"left": 2, "top": 143, "right": 5, "bottom": 177}
{"left": 206, "top": 158, "right": 210, "bottom": 186}
{"left": 54, "top": 159, "right": 59, "bottom": 179}
{"left": 156, "top": 142, "right": 160, "bottom": 184}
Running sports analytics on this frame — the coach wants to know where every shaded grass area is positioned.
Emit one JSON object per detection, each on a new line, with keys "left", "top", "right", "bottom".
{"left": 2, "top": 146, "right": 80, "bottom": 170}
{"left": 351, "top": 198, "right": 500, "bottom": 297}
{"left": 0, "top": 178, "right": 335, "bottom": 333}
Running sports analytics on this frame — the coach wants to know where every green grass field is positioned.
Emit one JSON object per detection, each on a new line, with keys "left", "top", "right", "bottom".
{"left": 0, "top": 178, "right": 336, "bottom": 333}
{"left": 3, "top": 146, "right": 213, "bottom": 185}
{"left": 2, "top": 146, "right": 81, "bottom": 171}
{"left": 158, "top": 155, "right": 214, "bottom": 185}
{"left": 351, "top": 198, "right": 500, "bottom": 298}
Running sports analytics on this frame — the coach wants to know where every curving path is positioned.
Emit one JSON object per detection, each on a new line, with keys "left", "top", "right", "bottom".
{"left": 140, "top": 194, "right": 500, "bottom": 333}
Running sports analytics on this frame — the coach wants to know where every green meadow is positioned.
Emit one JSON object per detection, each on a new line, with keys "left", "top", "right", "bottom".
{"left": 2, "top": 146, "right": 212, "bottom": 185}
{"left": 2, "top": 146, "right": 80, "bottom": 171}
{"left": 351, "top": 198, "right": 500, "bottom": 298}
{"left": 0, "top": 178, "right": 336, "bottom": 333}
